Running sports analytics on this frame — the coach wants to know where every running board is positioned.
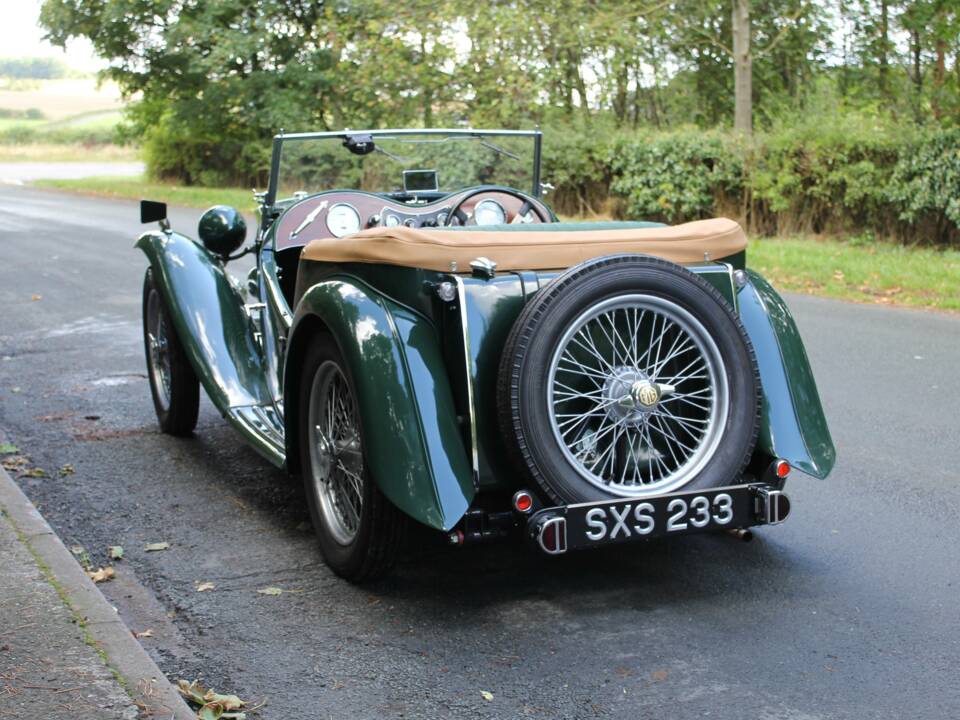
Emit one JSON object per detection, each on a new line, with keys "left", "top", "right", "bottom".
{"left": 228, "top": 405, "right": 286, "bottom": 467}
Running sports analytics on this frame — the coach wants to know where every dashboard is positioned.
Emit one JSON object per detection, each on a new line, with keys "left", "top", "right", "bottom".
{"left": 274, "top": 188, "right": 552, "bottom": 251}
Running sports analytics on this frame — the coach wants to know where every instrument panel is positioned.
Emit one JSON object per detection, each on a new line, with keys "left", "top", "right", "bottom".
{"left": 274, "top": 188, "right": 551, "bottom": 251}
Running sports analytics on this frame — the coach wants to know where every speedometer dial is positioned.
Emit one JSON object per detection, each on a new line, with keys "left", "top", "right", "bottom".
{"left": 474, "top": 199, "right": 506, "bottom": 226}
{"left": 326, "top": 203, "right": 361, "bottom": 237}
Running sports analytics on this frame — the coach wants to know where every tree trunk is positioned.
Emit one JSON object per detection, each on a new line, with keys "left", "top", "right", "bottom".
{"left": 932, "top": 33, "right": 946, "bottom": 120}
{"left": 911, "top": 28, "right": 923, "bottom": 121}
{"left": 878, "top": 0, "right": 889, "bottom": 98}
{"left": 732, "top": 0, "right": 752, "bottom": 136}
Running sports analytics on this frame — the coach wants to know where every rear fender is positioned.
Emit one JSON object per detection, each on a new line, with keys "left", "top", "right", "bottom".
{"left": 135, "top": 230, "right": 271, "bottom": 414}
{"left": 738, "top": 271, "right": 836, "bottom": 478}
{"left": 287, "top": 278, "right": 474, "bottom": 531}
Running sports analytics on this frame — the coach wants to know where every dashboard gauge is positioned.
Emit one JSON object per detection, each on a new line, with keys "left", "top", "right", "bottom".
{"left": 384, "top": 213, "right": 401, "bottom": 227}
{"left": 473, "top": 199, "right": 506, "bottom": 226}
{"left": 326, "top": 203, "right": 361, "bottom": 237}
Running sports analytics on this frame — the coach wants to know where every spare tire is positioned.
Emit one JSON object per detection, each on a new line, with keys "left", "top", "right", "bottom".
{"left": 497, "top": 254, "right": 759, "bottom": 505}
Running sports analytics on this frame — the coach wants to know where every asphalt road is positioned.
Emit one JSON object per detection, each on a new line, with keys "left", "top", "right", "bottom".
{"left": 1, "top": 185, "right": 958, "bottom": 719}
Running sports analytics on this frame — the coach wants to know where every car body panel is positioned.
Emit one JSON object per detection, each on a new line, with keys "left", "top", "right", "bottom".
{"left": 737, "top": 271, "right": 836, "bottom": 479}
{"left": 136, "top": 231, "right": 288, "bottom": 466}
{"left": 135, "top": 230, "right": 271, "bottom": 411}
{"left": 290, "top": 276, "right": 474, "bottom": 531}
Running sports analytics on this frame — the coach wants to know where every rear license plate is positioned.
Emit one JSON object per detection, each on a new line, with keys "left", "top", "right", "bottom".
{"left": 534, "top": 484, "right": 758, "bottom": 553}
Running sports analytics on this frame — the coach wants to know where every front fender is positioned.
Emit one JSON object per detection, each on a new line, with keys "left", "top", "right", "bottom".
{"left": 288, "top": 278, "right": 474, "bottom": 531}
{"left": 135, "top": 231, "right": 271, "bottom": 414}
{"left": 739, "top": 271, "right": 836, "bottom": 478}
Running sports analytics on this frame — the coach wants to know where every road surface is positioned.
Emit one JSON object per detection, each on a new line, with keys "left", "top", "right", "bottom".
{"left": 1, "top": 185, "right": 958, "bottom": 719}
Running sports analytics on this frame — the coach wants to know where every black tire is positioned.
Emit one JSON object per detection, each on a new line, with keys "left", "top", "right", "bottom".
{"left": 142, "top": 268, "right": 200, "bottom": 436}
{"left": 298, "top": 333, "right": 406, "bottom": 582}
{"left": 497, "top": 254, "right": 760, "bottom": 505}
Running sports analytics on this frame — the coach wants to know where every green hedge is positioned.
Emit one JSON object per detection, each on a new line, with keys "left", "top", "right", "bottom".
{"left": 543, "top": 118, "right": 960, "bottom": 245}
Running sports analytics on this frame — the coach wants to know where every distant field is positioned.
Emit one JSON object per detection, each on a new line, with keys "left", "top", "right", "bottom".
{"left": 0, "top": 144, "right": 138, "bottom": 162}
{"left": 0, "top": 78, "right": 123, "bottom": 121}
{"left": 0, "top": 78, "right": 132, "bottom": 159}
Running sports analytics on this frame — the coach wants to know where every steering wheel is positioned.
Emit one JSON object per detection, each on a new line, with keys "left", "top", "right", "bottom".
{"left": 445, "top": 187, "right": 548, "bottom": 227}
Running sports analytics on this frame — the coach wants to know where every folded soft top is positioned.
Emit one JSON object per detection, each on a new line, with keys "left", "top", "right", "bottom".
{"left": 300, "top": 217, "right": 747, "bottom": 271}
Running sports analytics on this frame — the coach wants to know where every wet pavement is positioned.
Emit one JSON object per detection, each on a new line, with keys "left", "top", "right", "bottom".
{"left": 1, "top": 184, "right": 958, "bottom": 719}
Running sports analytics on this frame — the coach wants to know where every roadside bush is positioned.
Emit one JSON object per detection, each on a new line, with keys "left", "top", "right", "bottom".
{"left": 536, "top": 116, "right": 959, "bottom": 245}
{"left": 609, "top": 129, "right": 744, "bottom": 223}
{"left": 747, "top": 114, "right": 905, "bottom": 236}
{"left": 887, "top": 129, "right": 960, "bottom": 245}
{"left": 541, "top": 119, "right": 623, "bottom": 216}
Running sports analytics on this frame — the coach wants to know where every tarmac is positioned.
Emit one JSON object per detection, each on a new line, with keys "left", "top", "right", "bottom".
{"left": 0, "top": 462, "right": 193, "bottom": 720}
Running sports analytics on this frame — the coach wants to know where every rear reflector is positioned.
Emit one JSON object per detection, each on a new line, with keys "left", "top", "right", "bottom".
{"left": 513, "top": 490, "right": 534, "bottom": 513}
{"left": 775, "top": 460, "right": 791, "bottom": 479}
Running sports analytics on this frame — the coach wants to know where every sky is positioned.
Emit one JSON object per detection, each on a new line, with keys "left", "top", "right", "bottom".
{"left": 3, "top": 0, "right": 106, "bottom": 73}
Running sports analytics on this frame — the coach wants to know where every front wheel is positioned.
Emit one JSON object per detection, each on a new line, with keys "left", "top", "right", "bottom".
{"left": 298, "top": 334, "right": 406, "bottom": 581}
{"left": 142, "top": 268, "right": 200, "bottom": 436}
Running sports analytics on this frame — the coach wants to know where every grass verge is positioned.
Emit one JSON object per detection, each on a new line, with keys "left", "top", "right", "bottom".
{"left": 749, "top": 236, "right": 960, "bottom": 312}
{"left": 34, "top": 175, "right": 253, "bottom": 209}
{"left": 31, "top": 175, "right": 960, "bottom": 313}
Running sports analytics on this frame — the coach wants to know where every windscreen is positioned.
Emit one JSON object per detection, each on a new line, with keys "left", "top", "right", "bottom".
{"left": 273, "top": 131, "right": 538, "bottom": 201}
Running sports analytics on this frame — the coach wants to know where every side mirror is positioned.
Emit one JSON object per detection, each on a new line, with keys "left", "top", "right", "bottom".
{"left": 198, "top": 205, "right": 247, "bottom": 259}
{"left": 140, "top": 199, "right": 168, "bottom": 225}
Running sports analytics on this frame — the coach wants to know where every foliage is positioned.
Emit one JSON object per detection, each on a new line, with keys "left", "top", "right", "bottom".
{"left": 610, "top": 130, "right": 745, "bottom": 223}
{"left": 0, "top": 57, "right": 73, "bottom": 79}
{"left": 0, "top": 108, "right": 46, "bottom": 120}
{"left": 747, "top": 112, "right": 906, "bottom": 234}
{"left": 888, "top": 129, "right": 960, "bottom": 232}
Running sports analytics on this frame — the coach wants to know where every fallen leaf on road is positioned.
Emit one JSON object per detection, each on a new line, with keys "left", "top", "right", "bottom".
{"left": 20, "top": 467, "right": 47, "bottom": 478}
{"left": 480, "top": 690, "right": 494, "bottom": 702}
{"left": 145, "top": 542, "right": 171, "bottom": 552}
{"left": 108, "top": 545, "right": 124, "bottom": 560}
{"left": 87, "top": 566, "right": 115, "bottom": 583}
{"left": 651, "top": 670, "right": 669, "bottom": 682}
{"left": 257, "top": 586, "right": 284, "bottom": 596}
{"left": 0, "top": 444, "right": 17, "bottom": 455}
{"left": 177, "top": 679, "right": 261, "bottom": 719}
{"left": 196, "top": 582, "right": 215, "bottom": 592}
{"left": 30, "top": 294, "right": 42, "bottom": 301}
{"left": 1, "top": 455, "right": 29, "bottom": 471}
{"left": 58, "top": 464, "right": 75, "bottom": 477}
{"left": 134, "top": 629, "right": 154, "bottom": 639}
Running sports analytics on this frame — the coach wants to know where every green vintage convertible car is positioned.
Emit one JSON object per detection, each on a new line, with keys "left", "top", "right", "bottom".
{"left": 137, "top": 128, "right": 835, "bottom": 580}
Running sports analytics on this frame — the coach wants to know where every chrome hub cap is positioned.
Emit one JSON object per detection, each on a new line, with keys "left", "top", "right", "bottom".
{"left": 547, "top": 294, "right": 728, "bottom": 497}
{"left": 307, "top": 361, "right": 363, "bottom": 545}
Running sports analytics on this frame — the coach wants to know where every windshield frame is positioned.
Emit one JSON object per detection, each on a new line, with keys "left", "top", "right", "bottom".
{"left": 265, "top": 128, "right": 543, "bottom": 210}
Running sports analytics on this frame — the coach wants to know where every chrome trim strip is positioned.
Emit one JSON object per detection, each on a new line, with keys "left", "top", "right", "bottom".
{"left": 275, "top": 128, "right": 542, "bottom": 141}
{"left": 721, "top": 262, "right": 740, "bottom": 313}
{"left": 454, "top": 276, "right": 480, "bottom": 488}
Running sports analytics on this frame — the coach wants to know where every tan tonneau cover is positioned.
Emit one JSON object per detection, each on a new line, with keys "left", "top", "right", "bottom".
{"left": 300, "top": 217, "right": 746, "bottom": 272}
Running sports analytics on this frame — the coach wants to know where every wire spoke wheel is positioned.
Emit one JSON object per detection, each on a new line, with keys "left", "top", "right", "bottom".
{"left": 145, "top": 289, "right": 173, "bottom": 411}
{"left": 307, "top": 360, "right": 364, "bottom": 545}
{"left": 547, "top": 294, "right": 729, "bottom": 497}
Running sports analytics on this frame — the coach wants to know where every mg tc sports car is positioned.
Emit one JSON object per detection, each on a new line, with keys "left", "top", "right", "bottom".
{"left": 137, "top": 128, "right": 835, "bottom": 581}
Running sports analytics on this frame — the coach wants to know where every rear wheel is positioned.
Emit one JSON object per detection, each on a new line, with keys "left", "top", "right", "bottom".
{"left": 142, "top": 268, "right": 199, "bottom": 436}
{"left": 498, "top": 254, "right": 759, "bottom": 505}
{"left": 298, "top": 335, "right": 406, "bottom": 581}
